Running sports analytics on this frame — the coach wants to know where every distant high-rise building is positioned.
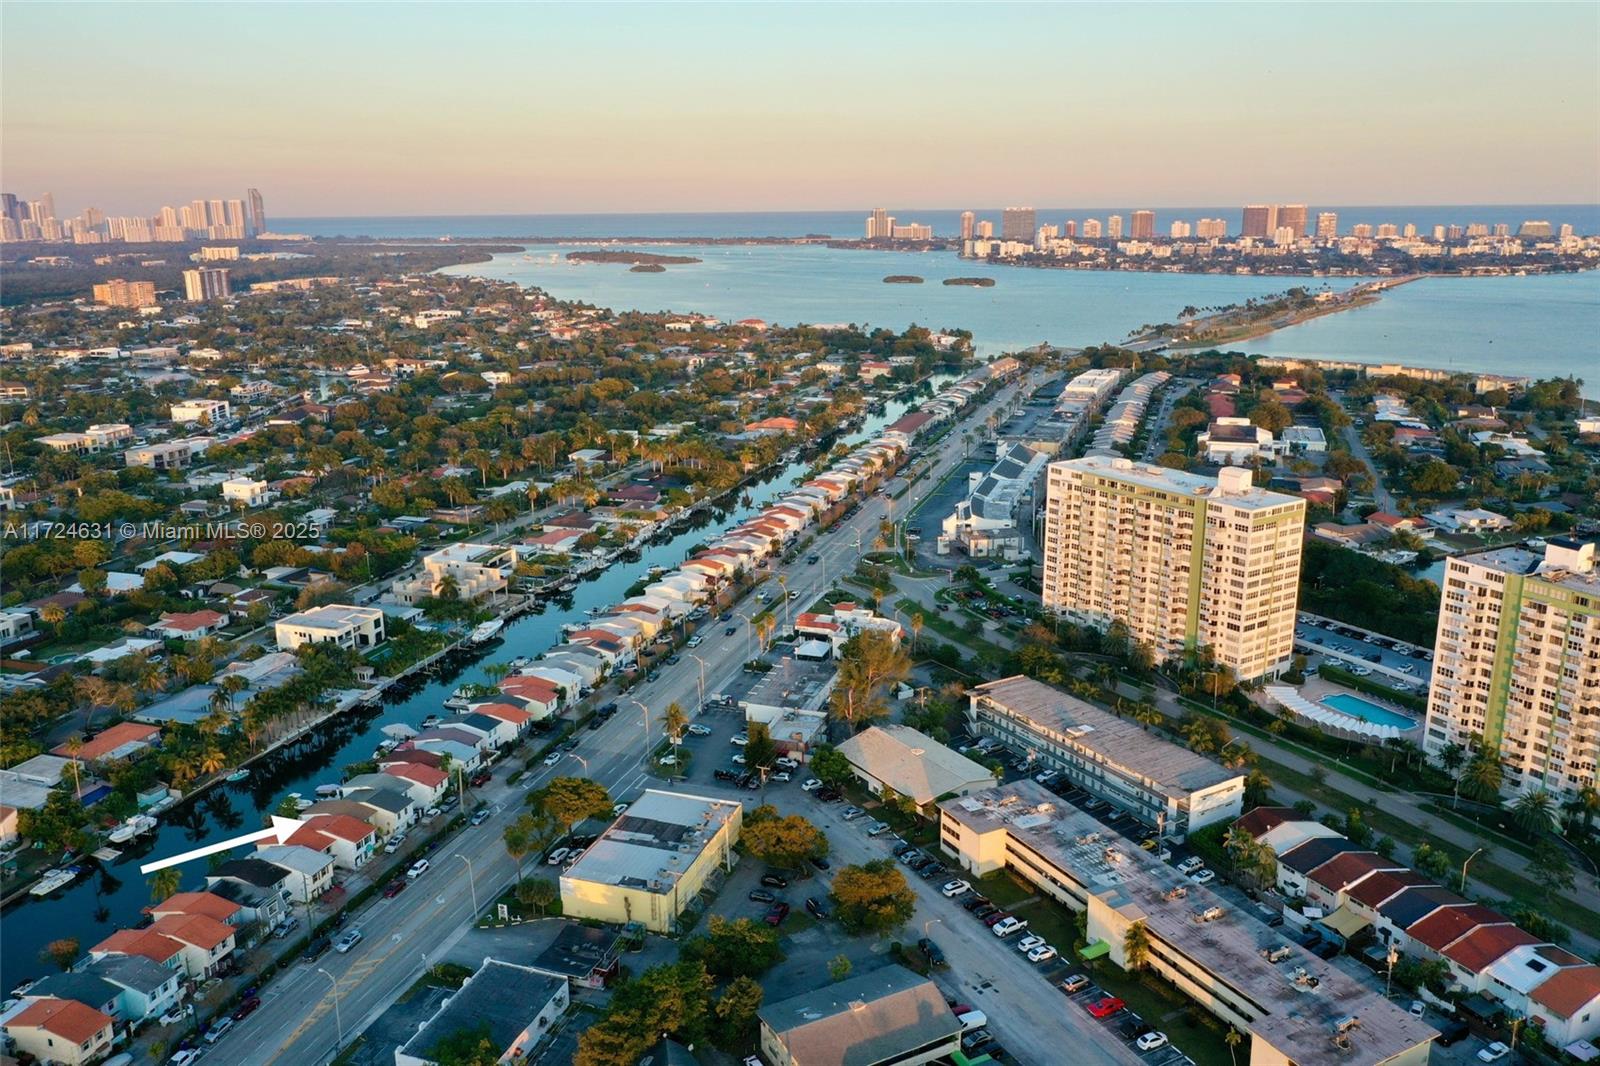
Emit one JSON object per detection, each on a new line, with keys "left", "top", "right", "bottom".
{"left": 1196, "top": 218, "right": 1227, "bottom": 239}
{"left": 1520, "top": 220, "right": 1553, "bottom": 237}
{"left": 1559, "top": 223, "right": 1573, "bottom": 239}
{"left": 183, "top": 266, "right": 231, "bottom": 301}
{"left": 1275, "top": 204, "right": 1308, "bottom": 237}
{"left": 890, "top": 223, "right": 932, "bottom": 240}
{"left": 1001, "top": 207, "right": 1036, "bottom": 242}
{"left": 224, "top": 199, "right": 246, "bottom": 232}
{"left": 1493, "top": 223, "right": 1510, "bottom": 238}
{"left": 960, "top": 211, "right": 975, "bottom": 241}
{"left": 1130, "top": 210, "right": 1155, "bottom": 239}
{"left": 1081, "top": 218, "right": 1103, "bottom": 239}
{"left": 1240, "top": 204, "right": 1276, "bottom": 238}
{"left": 975, "top": 219, "right": 993, "bottom": 239}
{"left": 1351, "top": 224, "right": 1374, "bottom": 238}
{"left": 189, "top": 199, "right": 209, "bottom": 231}
{"left": 1446, "top": 224, "right": 1464, "bottom": 240}
{"left": 1432, "top": 225, "right": 1447, "bottom": 241}
{"left": 1042, "top": 458, "right": 1305, "bottom": 681}
{"left": 1402, "top": 223, "right": 1417, "bottom": 239}
{"left": 1376, "top": 223, "right": 1398, "bottom": 239}
{"left": 1422, "top": 539, "right": 1600, "bottom": 806}
{"left": 93, "top": 278, "right": 157, "bottom": 308}
{"left": 1063, "top": 220, "right": 1076, "bottom": 238}
{"left": 1106, "top": 215, "right": 1123, "bottom": 240}
{"left": 1169, "top": 220, "right": 1191, "bottom": 238}
{"left": 207, "top": 199, "right": 225, "bottom": 231}
{"left": 865, "top": 207, "right": 893, "bottom": 240}
{"left": 247, "top": 188, "right": 266, "bottom": 235}
{"left": 1315, "top": 212, "right": 1338, "bottom": 238}
{"left": 1272, "top": 226, "right": 1297, "bottom": 247}
{"left": 1035, "top": 224, "right": 1058, "bottom": 249}
{"left": 1, "top": 193, "right": 21, "bottom": 223}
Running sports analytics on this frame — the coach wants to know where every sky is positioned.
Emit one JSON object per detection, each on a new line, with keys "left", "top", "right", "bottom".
{"left": 3, "top": 2, "right": 1598, "bottom": 217}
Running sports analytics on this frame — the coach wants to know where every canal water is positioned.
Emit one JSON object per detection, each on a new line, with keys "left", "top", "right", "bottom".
{"left": 0, "top": 376, "right": 954, "bottom": 993}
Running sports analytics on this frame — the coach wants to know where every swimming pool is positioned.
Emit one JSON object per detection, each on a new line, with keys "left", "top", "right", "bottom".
{"left": 1320, "top": 693, "right": 1417, "bottom": 730}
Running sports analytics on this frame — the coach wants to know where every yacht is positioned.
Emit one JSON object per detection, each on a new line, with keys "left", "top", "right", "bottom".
{"left": 469, "top": 618, "right": 505, "bottom": 644}
{"left": 29, "top": 867, "right": 82, "bottom": 896}
{"left": 106, "top": 814, "right": 158, "bottom": 844}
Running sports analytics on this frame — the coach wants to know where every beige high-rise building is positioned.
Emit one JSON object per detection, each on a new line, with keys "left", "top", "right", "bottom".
{"left": 864, "top": 208, "right": 893, "bottom": 240}
{"left": 1080, "top": 218, "right": 1103, "bottom": 239}
{"left": 960, "top": 211, "right": 975, "bottom": 241}
{"left": 1275, "top": 204, "right": 1308, "bottom": 237}
{"left": 1423, "top": 539, "right": 1600, "bottom": 804}
{"left": 92, "top": 278, "right": 157, "bottom": 308}
{"left": 1106, "top": 214, "right": 1124, "bottom": 240}
{"left": 1241, "top": 204, "right": 1276, "bottom": 238}
{"left": 1315, "top": 211, "right": 1338, "bottom": 238}
{"left": 183, "top": 266, "right": 231, "bottom": 301}
{"left": 1001, "top": 207, "right": 1036, "bottom": 242}
{"left": 1131, "top": 210, "right": 1155, "bottom": 239}
{"left": 1042, "top": 457, "right": 1305, "bottom": 681}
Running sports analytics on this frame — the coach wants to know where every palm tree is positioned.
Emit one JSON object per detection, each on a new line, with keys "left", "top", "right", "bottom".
{"left": 1461, "top": 754, "right": 1504, "bottom": 804}
{"left": 199, "top": 748, "right": 226, "bottom": 777}
{"left": 1132, "top": 703, "right": 1163, "bottom": 732}
{"left": 662, "top": 701, "right": 689, "bottom": 768}
{"left": 1225, "top": 1027, "right": 1243, "bottom": 1066}
{"left": 1123, "top": 920, "right": 1151, "bottom": 971}
{"left": 1436, "top": 742, "right": 1467, "bottom": 806}
{"left": 149, "top": 867, "right": 181, "bottom": 903}
{"left": 910, "top": 613, "right": 923, "bottom": 655}
{"left": 63, "top": 736, "right": 83, "bottom": 799}
{"left": 1511, "top": 789, "right": 1557, "bottom": 836}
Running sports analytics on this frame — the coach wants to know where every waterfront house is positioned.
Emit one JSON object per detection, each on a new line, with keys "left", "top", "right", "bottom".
{"left": 470, "top": 701, "right": 534, "bottom": 738}
{"left": 203, "top": 858, "right": 293, "bottom": 928}
{"left": 254, "top": 843, "right": 336, "bottom": 901}
{"left": 88, "top": 929, "right": 186, "bottom": 974}
{"left": 83, "top": 954, "right": 184, "bottom": 1024}
{"left": 2, "top": 998, "right": 117, "bottom": 1066}
{"left": 51, "top": 722, "right": 161, "bottom": 764}
{"left": 381, "top": 762, "right": 451, "bottom": 806}
{"left": 497, "top": 675, "right": 563, "bottom": 717}
{"left": 144, "top": 912, "right": 236, "bottom": 978}
{"left": 284, "top": 814, "right": 377, "bottom": 870}
{"left": 274, "top": 603, "right": 386, "bottom": 652}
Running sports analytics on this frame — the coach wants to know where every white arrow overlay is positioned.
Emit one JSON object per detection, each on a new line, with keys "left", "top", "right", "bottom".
{"left": 139, "top": 816, "right": 305, "bottom": 875}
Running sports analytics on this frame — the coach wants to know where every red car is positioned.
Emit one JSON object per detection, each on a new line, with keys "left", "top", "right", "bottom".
{"left": 382, "top": 879, "right": 407, "bottom": 899}
{"left": 470, "top": 771, "right": 492, "bottom": 787}
{"left": 1086, "top": 996, "right": 1126, "bottom": 1019}
{"left": 231, "top": 996, "right": 261, "bottom": 1022}
{"left": 764, "top": 902, "right": 790, "bottom": 926}
{"left": 981, "top": 910, "right": 1012, "bottom": 927}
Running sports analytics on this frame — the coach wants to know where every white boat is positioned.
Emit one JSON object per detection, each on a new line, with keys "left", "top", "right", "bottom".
{"left": 469, "top": 619, "right": 505, "bottom": 644}
{"left": 30, "top": 867, "right": 81, "bottom": 896}
{"left": 106, "top": 814, "right": 158, "bottom": 844}
{"left": 225, "top": 769, "right": 250, "bottom": 783}
{"left": 420, "top": 715, "right": 442, "bottom": 729}
{"left": 315, "top": 783, "right": 343, "bottom": 798}
{"left": 442, "top": 694, "right": 472, "bottom": 710}
{"left": 507, "top": 656, "right": 532, "bottom": 670}
{"left": 286, "top": 793, "right": 314, "bottom": 811}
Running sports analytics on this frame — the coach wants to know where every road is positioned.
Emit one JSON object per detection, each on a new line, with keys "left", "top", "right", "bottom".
{"left": 209, "top": 372, "right": 1049, "bottom": 1066}
{"left": 1338, "top": 423, "right": 1396, "bottom": 513}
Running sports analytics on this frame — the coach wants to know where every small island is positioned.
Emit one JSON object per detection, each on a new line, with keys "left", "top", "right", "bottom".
{"left": 883, "top": 275, "right": 924, "bottom": 284}
{"left": 629, "top": 264, "right": 667, "bottom": 273}
{"left": 567, "top": 250, "right": 702, "bottom": 266}
{"left": 942, "top": 276, "right": 996, "bottom": 287}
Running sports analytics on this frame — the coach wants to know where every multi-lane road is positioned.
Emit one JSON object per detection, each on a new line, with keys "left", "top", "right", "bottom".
{"left": 209, "top": 372, "right": 1048, "bottom": 1066}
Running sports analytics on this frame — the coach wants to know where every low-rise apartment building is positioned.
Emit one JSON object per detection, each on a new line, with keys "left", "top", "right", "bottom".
{"left": 560, "top": 789, "right": 741, "bottom": 933}
{"left": 939, "top": 783, "right": 1436, "bottom": 1066}
{"left": 36, "top": 423, "right": 134, "bottom": 454}
{"left": 273, "top": 604, "right": 386, "bottom": 652}
{"left": 391, "top": 542, "right": 518, "bottom": 604}
{"left": 967, "top": 675, "right": 1243, "bottom": 839}
{"left": 170, "top": 398, "right": 231, "bottom": 424}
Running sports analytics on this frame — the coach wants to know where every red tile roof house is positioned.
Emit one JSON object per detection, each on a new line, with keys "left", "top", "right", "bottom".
{"left": 1304, "top": 851, "right": 1407, "bottom": 910}
{"left": 2, "top": 997, "right": 117, "bottom": 1065}
{"left": 1529, "top": 964, "right": 1600, "bottom": 1045}
{"left": 52, "top": 721, "right": 161, "bottom": 763}
{"left": 89, "top": 928, "right": 186, "bottom": 972}
{"left": 1440, "top": 925, "right": 1542, "bottom": 991}
{"left": 147, "top": 608, "right": 229, "bottom": 640}
{"left": 471, "top": 702, "right": 534, "bottom": 736}
{"left": 382, "top": 761, "right": 452, "bottom": 806}
{"left": 149, "top": 890, "right": 244, "bottom": 926}
{"left": 1404, "top": 904, "right": 1514, "bottom": 962}
{"left": 524, "top": 528, "right": 586, "bottom": 553}
{"left": 146, "top": 912, "right": 237, "bottom": 977}
{"left": 286, "top": 814, "right": 377, "bottom": 870}
{"left": 497, "top": 675, "right": 563, "bottom": 717}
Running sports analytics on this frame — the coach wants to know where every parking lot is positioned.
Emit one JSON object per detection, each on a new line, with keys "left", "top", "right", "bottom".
{"left": 1296, "top": 611, "right": 1433, "bottom": 693}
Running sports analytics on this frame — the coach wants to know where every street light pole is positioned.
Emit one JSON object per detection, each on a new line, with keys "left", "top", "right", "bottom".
{"left": 630, "top": 698, "right": 650, "bottom": 756}
{"left": 456, "top": 854, "right": 478, "bottom": 917}
{"left": 689, "top": 653, "right": 707, "bottom": 711}
{"left": 1460, "top": 847, "right": 1485, "bottom": 894}
{"left": 316, "top": 967, "right": 343, "bottom": 1048}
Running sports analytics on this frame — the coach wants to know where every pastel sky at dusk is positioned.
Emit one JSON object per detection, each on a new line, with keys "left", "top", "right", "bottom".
{"left": 4, "top": 2, "right": 1597, "bottom": 217}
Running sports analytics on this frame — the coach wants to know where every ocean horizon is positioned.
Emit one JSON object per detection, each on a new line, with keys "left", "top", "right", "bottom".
{"left": 274, "top": 204, "right": 1600, "bottom": 240}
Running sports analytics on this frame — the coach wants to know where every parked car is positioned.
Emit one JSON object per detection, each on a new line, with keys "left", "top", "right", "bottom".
{"left": 918, "top": 937, "right": 947, "bottom": 967}
{"left": 1060, "top": 974, "right": 1090, "bottom": 994}
{"left": 764, "top": 902, "right": 790, "bottom": 926}
{"left": 545, "top": 847, "right": 571, "bottom": 865}
{"left": 382, "top": 879, "right": 408, "bottom": 899}
{"left": 686, "top": 724, "right": 712, "bottom": 736}
{"left": 1188, "top": 868, "right": 1216, "bottom": 885}
{"left": 384, "top": 832, "right": 408, "bottom": 854}
{"left": 800, "top": 778, "right": 822, "bottom": 791}
{"left": 1177, "top": 856, "right": 1204, "bottom": 874}
{"left": 407, "top": 859, "right": 430, "bottom": 879}
{"left": 1135, "top": 1031, "right": 1168, "bottom": 1052}
{"left": 1027, "top": 944, "right": 1057, "bottom": 963}
{"left": 1086, "top": 996, "right": 1125, "bottom": 1018}
{"left": 1477, "top": 1043, "right": 1511, "bottom": 1063}
{"left": 972, "top": 905, "right": 999, "bottom": 920}
{"left": 841, "top": 806, "right": 865, "bottom": 820}
{"left": 203, "top": 1017, "right": 235, "bottom": 1044}
{"left": 729, "top": 735, "right": 749, "bottom": 747}
{"left": 992, "top": 916, "right": 1028, "bottom": 936}
{"left": 961, "top": 895, "right": 992, "bottom": 912}
{"left": 809, "top": 855, "right": 830, "bottom": 871}
{"left": 729, "top": 754, "right": 746, "bottom": 765}
{"left": 1016, "top": 934, "right": 1046, "bottom": 954}
{"left": 1435, "top": 1019, "right": 1471, "bottom": 1047}
{"left": 865, "top": 820, "right": 890, "bottom": 836}
{"left": 816, "top": 788, "right": 841, "bottom": 802}
{"left": 334, "top": 929, "right": 362, "bottom": 953}
{"left": 760, "top": 873, "right": 789, "bottom": 888}
{"left": 804, "top": 896, "right": 828, "bottom": 919}
{"left": 713, "top": 769, "right": 739, "bottom": 782}
{"left": 231, "top": 997, "right": 261, "bottom": 1023}
{"left": 748, "top": 888, "right": 776, "bottom": 904}
{"left": 942, "top": 879, "right": 971, "bottom": 897}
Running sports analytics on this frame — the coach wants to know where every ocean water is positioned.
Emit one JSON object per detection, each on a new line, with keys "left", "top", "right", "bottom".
{"left": 443, "top": 244, "right": 1600, "bottom": 396}
{"left": 276, "top": 205, "right": 1600, "bottom": 240}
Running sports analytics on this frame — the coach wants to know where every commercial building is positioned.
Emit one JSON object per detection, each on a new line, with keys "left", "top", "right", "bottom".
{"left": 92, "top": 278, "right": 157, "bottom": 308}
{"left": 968, "top": 676, "right": 1243, "bottom": 838}
{"left": 559, "top": 789, "right": 741, "bottom": 933}
{"left": 1423, "top": 538, "right": 1600, "bottom": 804}
{"left": 391, "top": 542, "right": 518, "bottom": 603}
{"left": 835, "top": 724, "right": 995, "bottom": 809}
{"left": 938, "top": 442, "right": 1047, "bottom": 560}
{"left": 757, "top": 964, "right": 960, "bottom": 1066}
{"left": 394, "top": 960, "right": 569, "bottom": 1066}
{"left": 273, "top": 603, "right": 387, "bottom": 652}
{"left": 939, "top": 783, "right": 1436, "bottom": 1066}
{"left": 1041, "top": 457, "right": 1305, "bottom": 681}
{"left": 182, "top": 266, "right": 231, "bottom": 301}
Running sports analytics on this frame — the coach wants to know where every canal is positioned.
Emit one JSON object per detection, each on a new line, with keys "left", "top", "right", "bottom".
{"left": 0, "top": 374, "right": 953, "bottom": 993}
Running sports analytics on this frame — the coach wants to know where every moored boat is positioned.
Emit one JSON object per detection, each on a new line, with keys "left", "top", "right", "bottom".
{"left": 469, "top": 619, "right": 505, "bottom": 644}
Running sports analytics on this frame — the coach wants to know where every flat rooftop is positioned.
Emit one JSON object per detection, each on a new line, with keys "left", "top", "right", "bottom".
{"left": 757, "top": 963, "right": 958, "bottom": 1066}
{"left": 277, "top": 603, "right": 383, "bottom": 630}
{"left": 1052, "top": 454, "right": 1302, "bottom": 512}
{"left": 563, "top": 789, "right": 738, "bottom": 894}
{"left": 941, "top": 781, "right": 1436, "bottom": 1066}
{"left": 742, "top": 653, "right": 835, "bottom": 711}
{"left": 972, "top": 676, "right": 1241, "bottom": 798}
{"left": 398, "top": 959, "right": 564, "bottom": 1062}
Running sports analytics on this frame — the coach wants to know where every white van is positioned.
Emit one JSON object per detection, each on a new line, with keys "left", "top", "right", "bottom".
{"left": 956, "top": 1009, "right": 988, "bottom": 1032}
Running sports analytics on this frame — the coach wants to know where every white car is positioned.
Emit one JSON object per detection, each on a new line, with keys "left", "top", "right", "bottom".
{"left": 1477, "top": 1043, "right": 1511, "bottom": 1064}
{"left": 168, "top": 1052, "right": 203, "bottom": 1066}
{"left": 407, "top": 859, "right": 430, "bottom": 879}
{"left": 991, "top": 916, "right": 1027, "bottom": 937}
{"left": 657, "top": 754, "right": 678, "bottom": 766}
{"left": 1136, "top": 1031, "right": 1169, "bottom": 1052}
{"left": 941, "top": 879, "right": 971, "bottom": 897}
{"left": 686, "top": 724, "right": 712, "bottom": 736}
{"left": 1189, "top": 868, "right": 1216, "bottom": 885}
{"left": 1027, "top": 944, "right": 1057, "bottom": 963}
{"left": 203, "top": 1017, "right": 235, "bottom": 1044}
{"left": 542, "top": 752, "right": 562, "bottom": 766}
{"left": 384, "top": 832, "right": 408, "bottom": 854}
{"left": 773, "top": 771, "right": 792, "bottom": 782}
{"left": 334, "top": 929, "right": 363, "bottom": 953}
{"left": 1177, "top": 856, "right": 1204, "bottom": 874}
{"left": 611, "top": 802, "right": 630, "bottom": 816}
{"left": 729, "top": 735, "right": 749, "bottom": 747}
{"left": 545, "top": 847, "right": 571, "bottom": 865}
{"left": 774, "top": 756, "right": 798, "bottom": 770}
{"left": 801, "top": 778, "right": 822, "bottom": 791}
{"left": 159, "top": 1005, "right": 194, "bottom": 1026}
{"left": 1015, "top": 933, "right": 1046, "bottom": 953}
{"left": 730, "top": 754, "right": 746, "bottom": 765}
{"left": 686, "top": 636, "right": 703, "bottom": 647}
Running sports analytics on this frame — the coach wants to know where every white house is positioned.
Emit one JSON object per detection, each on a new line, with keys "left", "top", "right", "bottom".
{"left": 274, "top": 604, "right": 386, "bottom": 652}
{"left": 221, "top": 477, "right": 276, "bottom": 508}
{"left": 170, "top": 398, "right": 232, "bottom": 424}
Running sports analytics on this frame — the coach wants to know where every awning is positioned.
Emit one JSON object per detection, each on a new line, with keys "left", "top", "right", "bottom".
{"left": 1316, "top": 905, "right": 1371, "bottom": 939}
{"left": 1078, "top": 938, "right": 1111, "bottom": 960}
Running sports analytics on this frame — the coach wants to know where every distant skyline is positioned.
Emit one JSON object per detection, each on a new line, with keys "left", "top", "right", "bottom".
{"left": 4, "top": 3, "right": 1597, "bottom": 216}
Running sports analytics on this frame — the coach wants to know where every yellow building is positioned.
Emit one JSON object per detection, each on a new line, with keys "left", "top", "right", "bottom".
{"left": 560, "top": 789, "right": 741, "bottom": 933}
{"left": 938, "top": 782, "right": 1436, "bottom": 1066}
{"left": 92, "top": 277, "right": 156, "bottom": 308}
